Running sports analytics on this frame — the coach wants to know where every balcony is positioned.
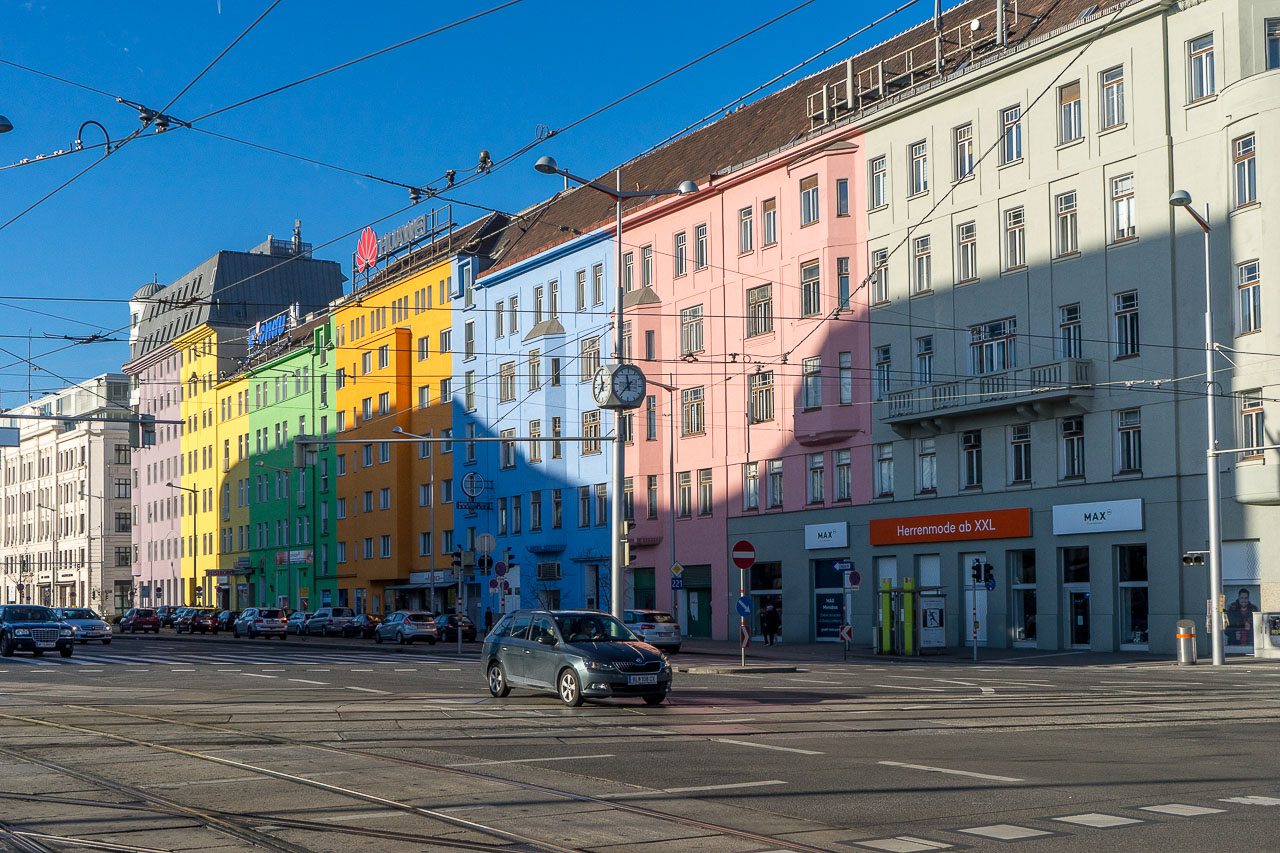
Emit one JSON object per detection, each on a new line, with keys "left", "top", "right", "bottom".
{"left": 882, "top": 358, "right": 1092, "bottom": 433}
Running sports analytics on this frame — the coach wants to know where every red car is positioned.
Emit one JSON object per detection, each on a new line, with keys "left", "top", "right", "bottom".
{"left": 174, "top": 608, "right": 220, "bottom": 634}
{"left": 119, "top": 607, "right": 161, "bottom": 633}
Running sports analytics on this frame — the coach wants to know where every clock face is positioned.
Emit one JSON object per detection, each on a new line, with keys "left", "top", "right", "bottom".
{"left": 612, "top": 364, "right": 647, "bottom": 406}
{"left": 591, "top": 366, "right": 613, "bottom": 406}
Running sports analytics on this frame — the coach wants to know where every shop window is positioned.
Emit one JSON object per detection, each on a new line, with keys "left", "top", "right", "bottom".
{"left": 1117, "top": 544, "right": 1148, "bottom": 648}
{"left": 1009, "top": 550, "right": 1036, "bottom": 646}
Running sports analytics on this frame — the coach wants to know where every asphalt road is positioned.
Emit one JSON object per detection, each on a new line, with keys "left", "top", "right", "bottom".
{"left": 0, "top": 634, "right": 1277, "bottom": 852}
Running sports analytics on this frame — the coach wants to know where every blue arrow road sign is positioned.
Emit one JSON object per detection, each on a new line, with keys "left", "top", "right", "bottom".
{"left": 834, "top": 560, "right": 853, "bottom": 572}
{"left": 985, "top": 576, "right": 997, "bottom": 592}
{"left": 736, "top": 596, "right": 752, "bottom": 617}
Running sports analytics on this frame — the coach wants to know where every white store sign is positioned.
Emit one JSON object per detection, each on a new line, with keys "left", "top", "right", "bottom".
{"left": 805, "top": 522, "right": 848, "bottom": 550}
{"left": 1052, "top": 498, "right": 1144, "bottom": 535}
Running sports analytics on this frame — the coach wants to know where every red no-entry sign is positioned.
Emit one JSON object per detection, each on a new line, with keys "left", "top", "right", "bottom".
{"left": 731, "top": 540, "right": 756, "bottom": 570}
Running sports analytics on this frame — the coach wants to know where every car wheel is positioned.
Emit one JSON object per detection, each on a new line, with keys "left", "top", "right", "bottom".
{"left": 487, "top": 662, "right": 511, "bottom": 697}
{"left": 643, "top": 694, "right": 666, "bottom": 706}
{"left": 374, "top": 633, "right": 383, "bottom": 644}
{"left": 427, "top": 636, "right": 437, "bottom": 645}
{"left": 396, "top": 632, "right": 406, "bottom": 645}
{"left": 102, "top": 640, "right": 111, "bottom": 645}
{"left": 0, "top": 635, "right": 13, "bottom": 657}
{"left": 278, "top": 633, "right": 286, "bottom": 640}
{"left": 558, "top": 668, "right": 584, "bottom": 707}
{"left": 59, "top": 647, "right": 73, "bottom": 658}
{"left": 130, "top": 624, "right": 137, "bottom": 634}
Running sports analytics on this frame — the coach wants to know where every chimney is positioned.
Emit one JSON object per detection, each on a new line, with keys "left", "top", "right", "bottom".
{"left": 293, "top": 219, "right": 302, "bottom": 254}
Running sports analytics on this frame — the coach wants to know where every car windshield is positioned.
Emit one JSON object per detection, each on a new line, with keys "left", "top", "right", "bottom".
{"left": 555, "top": 613, "right": 636, "bottom": 643}
{"left": 636, "top": 612, "right": 675, "bottom": 623}
{"left": 61, "top": 609, "right": 100, "bottom": 620}
{"left": 259, "top": 609, "right": 283, "bottom": 618}
{"left": 407, "top": 613, "right": 434, "bottom": 623}
{"left": 4, "top": 607, "right": 56, "bottom": 622}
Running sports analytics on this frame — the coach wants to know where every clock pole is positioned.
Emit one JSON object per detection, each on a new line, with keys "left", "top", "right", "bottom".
{"left": 610, "top": 169, "right": 625, "bottom": 620}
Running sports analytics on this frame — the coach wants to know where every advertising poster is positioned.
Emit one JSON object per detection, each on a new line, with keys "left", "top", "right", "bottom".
{"left": 1225, "top": 585, "right": 1261, "bottom": 648}
{"left": 815, "top": 593, "right": 845, "bottom": 640}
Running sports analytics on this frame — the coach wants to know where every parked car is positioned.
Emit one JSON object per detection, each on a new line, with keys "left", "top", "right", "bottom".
{"left": 622, "top": 610, "right": 681, "bottom": 653}
{"left": 374, "top": 611, "right": 437, "bottom": 644}
{"left": 119, "top": 607, "right": 161, "bottom": 633}
{"left": 437, "top": 614, "right": 476, "bottom": 643}
{"left": 215, "top": 610, "right": 239, "bottom": 631}
{"left": 0, "top": 605, "right": 75, "bottom": 658}
{"left": 174, "top": 608, "right": 219, "bottom": 634}
{"left": 286, "top": 611, "right": 313, "bottom": 635}
{"left": 306, "top": 607, "right": 355, "bottom": 636}
{"left": 483, "top": 609, "right": 670, "bottom": 706}
{"left": 233, "top": 608, "right": 288, "bottom": 639}
{"left": 340, "top": 613, "right": 381, "bottom": 639}
{"left": 154, "top": 606, "right": 180, "bottom": 628}
{"left": 56, "top": 608, "right": 113, "bottom": 645}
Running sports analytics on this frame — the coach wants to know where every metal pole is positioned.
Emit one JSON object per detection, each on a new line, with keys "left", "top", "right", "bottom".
{"left": 668, "top": 379, "right": 676, "bottom": 626}
{"left": 429, "top": 447, "right": 436, "bottom": 615}
{"left": 610, "top": 169, "right": 625, "bottom": 620}
{"left": 971, "top": 567, "right": 978, "bottom": 662}
{"left": 457, "top": 572, "right": 463, "bottom": 656}
{"left": 739, "top": 567, "right": 746, "bottom": 667}
{"left": 1202, "top": 207, "right": 1225, "bottom": 666}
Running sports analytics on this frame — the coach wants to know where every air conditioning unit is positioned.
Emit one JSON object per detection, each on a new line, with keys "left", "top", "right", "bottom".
{"left": 536, "top": 562, "right": 561, "bottom": 581}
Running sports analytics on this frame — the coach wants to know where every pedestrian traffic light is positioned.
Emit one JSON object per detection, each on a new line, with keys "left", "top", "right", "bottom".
{"left": 971, "top": 560, "right": 982, "bottom": 583}
{"left": 983, "top": 563, "right": 994, "bottom": 585}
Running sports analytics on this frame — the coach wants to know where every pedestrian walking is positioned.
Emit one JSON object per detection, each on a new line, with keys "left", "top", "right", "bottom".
{"left": 484, "top": 607, "right": 494, "bottom": 634}
{"left": 761, "top": 604, "right": 781, "bottom": 646}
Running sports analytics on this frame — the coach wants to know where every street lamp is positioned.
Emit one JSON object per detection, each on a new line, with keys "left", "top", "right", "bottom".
{"left": 1170, "top": 189, "right": 1224, "bottom": 667}
{"left": 0, "top": 115, "right": 13, "bottom": 134}
{"left": 35, "top": 501, "right": 58, "bottom": 607}
{"left": 165, "top": 482, "right": 197, "bottom": 606}
{"left": 534, "top": 155, "right": 698, "bottom": 619}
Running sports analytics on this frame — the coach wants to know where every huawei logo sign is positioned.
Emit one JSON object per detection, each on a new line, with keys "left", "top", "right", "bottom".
{"left": 355, "top": 226, "right": 378, "bottom": 271}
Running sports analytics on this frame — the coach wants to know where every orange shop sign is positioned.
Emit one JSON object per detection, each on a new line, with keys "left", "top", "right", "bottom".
{"left": 869, "top": 508, "right": 1031, "bottom": 545}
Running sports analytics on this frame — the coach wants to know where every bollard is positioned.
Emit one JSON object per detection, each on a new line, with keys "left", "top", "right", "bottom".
{"left": 1176, "top": 618, "right": 1197, "bottom": 665}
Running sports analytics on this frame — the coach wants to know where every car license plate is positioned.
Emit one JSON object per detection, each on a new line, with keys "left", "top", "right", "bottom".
{"left": 627, "top": 674, "right": 657, "bottom": 685}
{"left": 36, "top": 641, "right": 54, "bottom": 649}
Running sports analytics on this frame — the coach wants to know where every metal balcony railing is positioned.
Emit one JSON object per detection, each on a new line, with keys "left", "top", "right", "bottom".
{"left": 882, "top": 358, "right": 1091, "bottom": 426}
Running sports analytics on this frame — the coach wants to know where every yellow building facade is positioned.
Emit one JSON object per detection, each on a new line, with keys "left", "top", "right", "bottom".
{"left": 214, "top": 373, "right": 252, "bottom": 609}
{"left": 172, "top": 326, "right": 220, "bottom": 606}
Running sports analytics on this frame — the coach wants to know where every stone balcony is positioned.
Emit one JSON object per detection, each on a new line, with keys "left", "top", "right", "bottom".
{"left": 881, "top": 358, "right": 1092, "bottom": 433}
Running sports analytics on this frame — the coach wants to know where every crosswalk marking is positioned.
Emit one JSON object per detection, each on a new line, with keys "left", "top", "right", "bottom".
{"left": 1053, "top": 813, "right": 1142, "bottom": 828}
{"left": 0, "top": 650, "right": 475, "bottom": 668}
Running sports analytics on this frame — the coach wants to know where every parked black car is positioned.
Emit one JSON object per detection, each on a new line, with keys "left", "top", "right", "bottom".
{"left": 438, "top": 614, "right": 477, "bottom": 643}
{"left": 154, "top": 606, "right": 180, "bottom": 628}
{"left": 340, "top": 613, "right": 381, "bottom": 639}
{"left": 215, "top": 610, "right": 238, "bottom": 631}
{"left": 0, "top": 605, "right": 75, "bottom": 658}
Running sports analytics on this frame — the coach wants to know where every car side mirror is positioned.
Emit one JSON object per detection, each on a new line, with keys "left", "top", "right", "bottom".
{"left": 536, "top": 634, "right": 557, "bottom": 646}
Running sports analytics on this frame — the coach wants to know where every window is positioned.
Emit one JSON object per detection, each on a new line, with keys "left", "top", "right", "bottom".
{"left": 379, "top": 441, "right": 390, "bottom": 463}
{"left": 743, "top": 462, "right": 759, "bottom": 510}
{"left": 595, "top": 483, "right": 608, "bottom": 526}
{"left": 646, "top": 475, "right": 658, "bottom": 519}
{"left": 698, "top": 469, "right": 713, "bottom": 515}
{"left": 1269, "top": 19, "right": 1280, "bottom": 70}
{"left": 622, "top": 478, "right": 633, "bottom": 521}
{"left": 1010, "top": 423, "right": 1032, "bottom": 484}
{"left": 576, "top": 269, "right": 587, "bottom": 310}
{"left": 1239, "top": 261, "right": 1262, "bottom": 335}
{"left": 917, "top": 437, "right": 936, "bottom": 493}
{"left": 1111, "top": 174, "right": 1136, "bottom": 241}
{"left": 681, "top": 386, "right": 705, "bottom": 435}
{"left": 499, "top": 362, "right": 516, "bottom": 402}
{"left": 956, "top": 221, "right": 978, "bottom": 282}
{"left": 362, "top": 444, "right": 374, "bottom": 467}
{"left": 417, "top": 335, "right": 430, "bottom": 361}
{"left": 500, "top": 429, "right": 516, "bottom": 469}
{"left": 1240, "top": 390, "right": 1265, "bottom": 457}
{"left": 439, "top": 377, "right": 451, "bottom": 403}
{"left": 1117, "top": 409, "right": 1142, "bottom": 473}
{"left": 377, "top": 391, "right": 390, "bottom": 415}
{"left": 673, "top": 231, "right": 687, "bottom": 276}
{"left": 800, "top": 175, "right": 819, "bottom": 225}
{"left": 802, "top": 356, "right": 822, "bottom": 409}
{"left": 875, "top": 345, "right": 891, "bottom": 401}
{"left": 953, "top": 123, "right": 974, "bottom": 180}
{"left": 807, "top": 453, "right": 824, "bottom": 503}
{"left": 874, "top": 443, "right": 894, "bottom": 497}
{"left": 970, "top": 318, "right": 1016, "bottom": 375}
{"left": 694, "top": 224, "right": 708, "bottom": 269}
{"left": 1234, "top": 134, "right": 1257, "bottom": 207}
{"left": 641, "top": 245, "right": 653, "bottom": 288}
{"left": 837, "top": 257, "right": 850, "bottom": 308}
{"left": 463, "top": 320, "right": 475, "bottom": 358}
{"left": 738, "top": 207, "right": 753, "bottom": 254}
{"left": 379, "top": 487, "right": 391, "bottom": 510}
{"left": 622, "top": 251, "right": 633, "bottom": 291}
{"left": 592, "top": 263, "right": 604, "bottom": 304}
{"left": 1058, "top": 81, "right": 1082, "bottom": 143}
{"left": 836, "top": 178, "right": 850, "bottom": 216}
{"left": 580, "top": 336, "right": 600, "bottom": 381}
{"left": 909, "top": 141, "right": 928, "bottom": 194}
{"left": 1114, "top": 291, "right": 1139, "bottom": 358}
{"left": 1056, "top": 191, "right": 1079, "bottom": 256}
{"left": 833, "top": 449, "right": 851, "bottom": 501}
{"left": 962, "top": 430, "right": 983, "bottom": 488}
{"left": 912, "top": 236, "right": 931, "bottom": 293}
{"left": 801, "top": 260, "right": 821, "bottom": 316}
{"left": 1004, "top": 207, "right": 1026, "bottom": 270}
{"left": 582, "top": 410, "right": 601, "bottom": 454}
{"left": 839, "top": 352, "right": 853, "bottom": 404}
{"left": 439, "top": 328, "right": 451, "bottom": 353}
{"left": 676, "top": 471, "right": 691, "bottom": 518}
{"left": 579, "top": 487, "right": 591, "bottom": 527}
{"left": 551, "top": 488, "right": 562, "bottom": 528}
{"left": 508, "top": 295, "right": 519, "bottom": 334}
{"left": 869, "top": 156, "right": 887, "bottom": 208}
{"left": 528, "top": 420, "right": 542, "bottom": 462}
{"left": 1100, "top": 66, "right": 1125, "bottom": 129}
{"left": 645, "top": 396, "right": 657, "bottom": 440}
{"left": 1059, "top": 303, "right": 1082, "bottom": 358}
{"left": 551, "top": 417, "right": 561, "bottom": 459}
{"left": 550, "top": 358, "right": 561, "bottom": 386}
{"left": 464, "top": 371, "right": 476, "bottom": 410}
{"left": 746, "top": 284, "right": 773, "bottom": 336}
{"left": 680, "top": 305, "right": 704, "bottom": 355}
{"left": 748, "top": 371, "right": 774, "bottom": 423}
{"left": 532, "top": 287, "right": 544, "bottom": 324}
{"left": 531, "top": 490, "right": 542, "bottom": 530}
{"left": 871, "top": 248, "right": 889, "bottom": 303}
{"left": 762, "top": 198, "right": 777, "bottom": 245}
{"left": 1061, "top": 417, "right": 1085, "bottom": 478}
{"left": 1189, "top": 34, "right": 1215, "bottom": 101}
{"left": 1000, "top": 106, "right": 1022, "bottom": 164}
{"left": 915, "top": 336, "right": 933, "bottom": 384}
{"left": 528, "top": 349, "right": 541, "bottom": 391}
{"left": 767, "top": 459, "right": 784, "bottom": 507}
{"left": 549, "top": 279, "right": 559, "bottom": 319}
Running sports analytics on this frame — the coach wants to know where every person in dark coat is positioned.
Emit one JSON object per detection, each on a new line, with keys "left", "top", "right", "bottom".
{"left": 761, "top": 605, "right": 781, "bottom": 646}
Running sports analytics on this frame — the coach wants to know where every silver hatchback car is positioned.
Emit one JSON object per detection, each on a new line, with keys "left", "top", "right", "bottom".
{"left": 483, "top": 610, "right": 671, "bottom": 706}
{"left": 622, "top": 609, "right": 681, "bottom": 653}
{"left": 374, "top": 611, "right": 438, "bottom": 644}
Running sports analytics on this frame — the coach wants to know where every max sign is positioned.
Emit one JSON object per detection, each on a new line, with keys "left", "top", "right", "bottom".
{"left": 869, "top": 508, "right": 1031, "bottom": 545}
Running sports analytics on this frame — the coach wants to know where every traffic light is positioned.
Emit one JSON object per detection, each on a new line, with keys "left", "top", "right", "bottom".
{"left": 451, "top": 548, "right": 462, "bottom": 571}
{"left": 971, "top": 560, "right": 982, "bottom": 583}
{"left": 983, "top": 563, "right": 994, "bottom": 585}
{"left": 478, "top": 555, "right": 493, "bottom": 573}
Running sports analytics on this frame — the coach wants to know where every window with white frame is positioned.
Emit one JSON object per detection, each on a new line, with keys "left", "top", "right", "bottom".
{"left": 417, "top": 335, "right": 430, "bottom": 361}
{"left": 580, "top": 336, "right": 600, "bottom": 380}
{"left": 1234, "top": 134, "right": 1257, "bottom": 207}
{"left": 494, "top": 302, "right": 505, "bottom": 338}
{"left": 869, "top": 156, "right": 887, "bottom": 208}
{"left": 681, "top": 386, "right": 705, "bottom": 436}
{"left": 767, "top": 459, "right": 784, "bottom": 507}
{"left": 962, "top": 430, "right": 983, "bottom": 488}
{"left": 839, "top": 352, "right": 853, "bottom": 404}
{"left": 1239, "top": 261, "right": 1261, "bottom": 335}
{"left": 969, "top": 318, "right": 1016, "bottom": 375}
{"left": 875, "top": 345, "right": 892, "bottom": 401}
{"left": 676, "top": 471, "right": 691, "bottom": 517}
{"left": 743, "top": 461, "right": 759, "bottom": 510}
{"left": 680, "top": 305, "right": 704, "bottom": 355}
{"left": 803, "top": 356, "right": 822, "bottom": 409}
{"left": 807, "top": 453, "right": 824, "bottom": 503}
{"left": 576, "top": 269, "right": 587, "bottom": 310}
{"left": 463, "top": 320, "right": 475, "bottom": 358}
{"left": 837, "top": 257, "right": 850, "bottom": 308}
{"left": 957, "top": 221, "right": 978, "bottom": 282}
{"left": 528, "top": 349, "right": 541, "bottom": 391}
{"left": 697, "top": 469, "right": 713, "bottom": 515}
{"left": 1111, "top": 174, "right": 1136, "bottom": 241}
{"left": 800, "top": 175, "right": 820, "bottom": 225}
{"left": 909, "top": 141, "right": 928, "bottom": 194}
{"left": 1117, "top": 409, "right": 1142, "bottom": 473}
{"left": 954, "top": 123, "right": 974, "bottom": 180}
{"left": 762, "top": 198, "right": 777, "bottom": 245}
{"left": 836, "top": 177, "right": 850, "bottom": 216}
{"left": 1010, "top": 423, "right": 1032, "bottom": 484}
{"left": 747, "top": 284, "right": 773, "bottom": 336}
{"left": 1059, "top": 303, "right": 1082, "bottom": 358}
{"left": 1240, "top": 390, "right": 1265, "bottom": 457}
{"left": 834, "top": 449, "right": 851, "bottom": 500}
{"left": 915, "top": 335, "right": 934, "bottom": 384}
{"left": 749, "top": 370, "right": 774, "bottom": 423}
{"left": 641, "top": 245, "right": 653, "bottom": 288}
{"left": 738, "top": 207, "right": 752, "bottom": 254}
{"left": 528, "top": 420, "right": 542, "bottom": 462}
{"left": 500, "top": 429, "right": 516, "bottom": 469}
{"left": 1005, "top": 207, "right": 1026, "bottom": 269}
{"left": 917, "top": 437, "right": 936, "bottom": 492}
{"left": 582, "top": 410, "right": 601, "bottom": 453}
{"left": 499, "top": 362, "right": 516, "bottom": 402}
{"left": 592, "top": 263, "right": 604, "bottom": 304}
{"left": 1056, "top": 191, "right": 1079, "bottom": 256}
{"left": 1114, "top": 291, "right": 1139, "bottom": 358}
{"left": 694, "top": 223, "right": 708, "bottom": 268}
{"left": 1058, "top": 81, "right": 1082, "bottom": 143}
{"left": 1000, "top": 105, "right": 1022, "bottom": 164}
{"left": 1100, "top": 66, "right": 1125, "bottom": 129}
{"left": 622, "top": 251, "right": 634, "bottom": 291}
{"left": 1061, "top": 416, "right": 1085, "bottom": 478}
{"left": 801, "top": 260, "right": 821, "bottom": 316}
{"left": 871, "top": 248, "right": 889, "bottom": 303}
{"left": 912, "top": 235, "right": 932, "bottom": 293}
{"left": 1189, "top": 34, "right": 1215, "bottom": 101}
{"left": 550, "top": 279, "right": 561, "bottom": 318}
{"left": 875, "top": 443, "right": 894, "bottom": 497}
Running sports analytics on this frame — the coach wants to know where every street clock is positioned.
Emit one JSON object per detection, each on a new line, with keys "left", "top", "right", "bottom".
{"left": 591, "top": 363, "right": 647, "bottom": 409}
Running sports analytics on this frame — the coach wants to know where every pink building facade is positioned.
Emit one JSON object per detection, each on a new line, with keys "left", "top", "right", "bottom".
{"left": 622, "top": 125, "right": 870, "bottom": 641}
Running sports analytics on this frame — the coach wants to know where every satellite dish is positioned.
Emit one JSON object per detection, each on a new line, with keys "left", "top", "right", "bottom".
{"left": 970, "top": 19, "right": 982, "bottom": 32}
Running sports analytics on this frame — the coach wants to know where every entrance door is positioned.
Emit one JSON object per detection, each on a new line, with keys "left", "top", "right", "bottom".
{"left": 687, "top": 588, "right": 711, "bottom": 637}
{"left": 1065, "top": 586, "right": 1090, "bottom": 648}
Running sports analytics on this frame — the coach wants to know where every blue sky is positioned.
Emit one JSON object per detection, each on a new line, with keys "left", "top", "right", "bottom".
{"left": 0, "top": 0, "right": 919, "bottom": 401}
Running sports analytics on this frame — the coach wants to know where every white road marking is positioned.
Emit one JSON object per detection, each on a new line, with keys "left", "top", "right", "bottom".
{"left": 350, "top": 668, "right": 374, "bottom": 672}
{"left": 704, "top": 718, "right": 757, "bottom": 723}
{"left": 959, "top": 825, "right": 1050, "bottom": 840}
{"left": 873, "top": 684, "right": 948, "bottom": 692}
{"left": 854, "top": 837, "right": 953, "bottom": 852}
{"left": 288, "top": 678, "right": 329, "bottom": 685}
{"left": 447, "top": 753, "right": 615, "bottom": 767}
{"left": 394, "top": 668, "right": 418, "bottom": 672}
{"left": 1053, "top": 813, "right": 1142, "bottom": 828}
{"left": 716, "top": 739, "right": 823, "bottom": 755}
{"left": 345, "top": 686, "right": 389, "bottom": 694}
{"left": 785, "top": 678, "right": 841, "bottom": 685}
{"left": 878, "top": 761, "right": 1023, "bottom": 783}
{"left": 170, "top": 669, "right": 195, "bottom": 672}
{"left": 438, "top": 668, "right": 461, "bottom": 671}
{"left": 1221, "top": 796, "right": 1280, "bottom": 806}
{"left": 1142, "top": 804, "right": 1226, "bottom": 816}
{"left": 241, "top": 673, "right": 277, "bottom": 679}
{"left": 217, "top": 669, "right": 242, "bottom": 672}
{"left": 660, "top": 780, "right": 786, "bottom": 794}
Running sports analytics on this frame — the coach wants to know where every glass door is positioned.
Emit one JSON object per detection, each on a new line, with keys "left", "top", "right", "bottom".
{"left": 1065, "top": 587, "right": 1090, "bottom": 648}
